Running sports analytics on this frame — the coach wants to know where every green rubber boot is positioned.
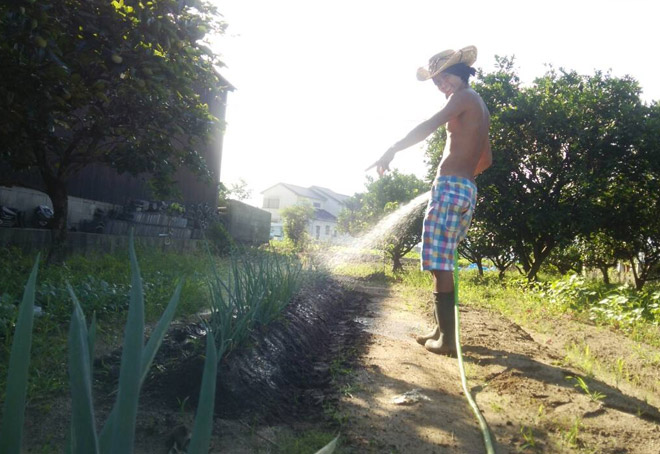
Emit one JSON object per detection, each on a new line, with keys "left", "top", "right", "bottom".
{"left": 415, "top": 293, "right": 440, "bottom": 345}
{"left": 424, "top": 291, "right": 456, "bottom": 356}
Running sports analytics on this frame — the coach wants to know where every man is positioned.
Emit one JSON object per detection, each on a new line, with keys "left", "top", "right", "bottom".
{"left": 370, "top": 45, "right": 492, "bottom": 356}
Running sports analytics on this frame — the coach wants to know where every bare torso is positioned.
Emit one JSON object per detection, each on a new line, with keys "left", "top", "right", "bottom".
{"left": 437, "top": 88, "right": 491, "bottom": 181}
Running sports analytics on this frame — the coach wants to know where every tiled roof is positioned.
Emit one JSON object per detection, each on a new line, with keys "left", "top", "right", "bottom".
{"left": 309, "top": 186, "right": 351, "bottom": 203}
{"left": 314, "top": 209, "right": 337, "bottom": 222}
{"left": 261, "top": 183, "right": 350, "bottom": 204}
{"left": 281, "top": 183, "right": 325, "bottom": 200}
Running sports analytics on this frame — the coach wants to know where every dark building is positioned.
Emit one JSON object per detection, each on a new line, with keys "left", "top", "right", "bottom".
{"left": 64, "top": 75, "right": 234, "bottom": 207}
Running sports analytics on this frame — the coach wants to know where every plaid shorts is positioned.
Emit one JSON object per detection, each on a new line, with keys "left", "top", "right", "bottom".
{"left": 421, "top": 176, "right": 477, "bottom": 271}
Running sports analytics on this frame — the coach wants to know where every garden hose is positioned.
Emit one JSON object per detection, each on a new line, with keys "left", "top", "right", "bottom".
{"left": 453, "top": 249, "right": 495, "bottom": 454}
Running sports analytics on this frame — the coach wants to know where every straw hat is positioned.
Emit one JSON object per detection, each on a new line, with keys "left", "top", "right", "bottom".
{"left": 416, "top": 45, "right": 478, "bottom": 81}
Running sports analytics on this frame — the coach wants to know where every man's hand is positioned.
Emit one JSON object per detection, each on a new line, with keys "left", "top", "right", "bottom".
{"left": 366, "top": 148, "right": 396, "bottom": 176}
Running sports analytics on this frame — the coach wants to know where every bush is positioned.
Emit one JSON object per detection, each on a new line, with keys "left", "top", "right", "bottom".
{"left": 206, "top": 221, "right": 234, "bottom": 256}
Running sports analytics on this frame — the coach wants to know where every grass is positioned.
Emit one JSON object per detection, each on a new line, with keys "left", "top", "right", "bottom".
{"left": 0, "top": 244, "right": 218, "bottom": 403}
{"left": 0, "top": 234, "right": 220, "bottom": 454}
{"left": 563, "top": 342, "right": 598, "bottom": 378}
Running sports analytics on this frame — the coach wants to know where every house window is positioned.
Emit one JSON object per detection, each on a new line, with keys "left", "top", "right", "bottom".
{"left": 315, "top": 225, "right": 320, "bottom": 239}
{"left": 263, "top": 198, "right": 280, "bottom": 209}
{"left": 325, "top": 225, "right": 330, "bottom": 235}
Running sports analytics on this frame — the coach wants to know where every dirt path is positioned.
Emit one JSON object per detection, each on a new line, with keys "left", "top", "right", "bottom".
{"left": 338, "top": 283, "right": 660, "bottom": 453}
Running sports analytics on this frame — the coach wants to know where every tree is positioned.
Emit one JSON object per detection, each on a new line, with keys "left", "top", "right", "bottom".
{"left": 218, "top": 179, "right": 252, "bottom": 205}
{"left": 547, "top": 241, "right": 583, "bottom": 276}
{"left": 281, "top": 203, "right": 314, "bottom": 249}
{"left": 471, "top": 58, "right": 647, "bottom": 281}
{"left": 577, "top": 232, "right": 620, "bottom": 285}
{"left": 590, "top": 101, "right": 660, "bottom": 290}
{"left": 0, "top": 0, "right": 226, "bottom": 260}
{"left": 338, "top": 171, "right": 428, "bottom": 235}
{"left": 381, "top": 203, "right": 425, "bottom": 273}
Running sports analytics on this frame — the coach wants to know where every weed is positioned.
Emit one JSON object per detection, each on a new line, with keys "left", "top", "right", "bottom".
{"left": 536, "top": 404, "right": 545, "bottom": 420}
{"left": 340, "top": 382, "right": 361, "bottom": 398}
{"left": 563, "top": 342, "right": 598, "bottom": 378}
{"left": 568, "top": 375, "right": 605, "bottom": 403}
{"left": 520, "top": 426, "right": 536, "bottom": 449}
{"left": 489, "top": 401, "right": 504, "bottom": 413}
{"left": 613, "top": 357, "right": 627, "bottom": 389}
{"left": 563, "top": 416, "right": 581, "bottom": 447}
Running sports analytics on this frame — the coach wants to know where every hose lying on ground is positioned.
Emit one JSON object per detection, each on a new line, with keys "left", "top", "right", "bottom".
{"left": 453, "top": 249, "right": 495, "bottom": 454}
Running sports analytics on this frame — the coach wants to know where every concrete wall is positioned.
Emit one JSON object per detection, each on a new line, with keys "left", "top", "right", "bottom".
{"left": 0, "top": 186, "right": 119, "bottom": 228}
{"left": 227, "top": 199, "right": 271, "bottom": 245}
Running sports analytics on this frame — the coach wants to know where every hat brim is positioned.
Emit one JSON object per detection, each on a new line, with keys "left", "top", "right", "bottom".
{"left": 417, "top": 45, "right": 478, "bottom": 81}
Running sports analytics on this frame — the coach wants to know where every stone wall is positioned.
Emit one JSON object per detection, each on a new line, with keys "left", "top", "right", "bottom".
{"left": 0, "top": 228, "right": 203, "bottom": 256}
{"left": 0, "top": 186, "right": 272, "bottom": 253}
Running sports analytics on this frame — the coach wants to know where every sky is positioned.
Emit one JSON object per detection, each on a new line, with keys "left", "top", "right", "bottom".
{"left": 209, "top": 0, "right": 660, "bottom": 207}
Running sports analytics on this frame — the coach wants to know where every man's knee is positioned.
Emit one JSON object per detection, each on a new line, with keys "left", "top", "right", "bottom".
{"left": 431, "top": 270, "right": 454, "bottom": 292}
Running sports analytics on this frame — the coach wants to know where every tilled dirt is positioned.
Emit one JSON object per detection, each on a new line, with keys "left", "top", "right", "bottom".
{"left": 22, "top": 277, "right": 660, "bottom": 453}
{"left": 338, "top": 282, "right": 660, "bottom": 454}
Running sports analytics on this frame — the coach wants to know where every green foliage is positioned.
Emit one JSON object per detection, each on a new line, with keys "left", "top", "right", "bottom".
{"left": 0, "top": 233, "right": 220, "bottom": 453}
{"left": 218, "top": 179, "right": 252, "bottom": 205}
{"left": 590, "top": 287, "right": 660, "bottom": 327}
{"left": 547, "top": 243, "right": 583, "bottom": 276}
{"left": 206, "top": 221, "right": 234, "bottom": 256}
{"left": 281, "top": 203, "right": 315, "bottom": 249}
{"left": 207, "top": 248, "right": 303, "bottom": 354}
{"left": 0, "top": 246, "right": 210, "bottom": 402}
{"left": 276, "top": 430, "right": 339, "bottom": 454}
{"left": 0, "top": 256, "right": 39, "bottom": 453}
{"left": 541, "top": 274, "right": 600, "bottom": 312}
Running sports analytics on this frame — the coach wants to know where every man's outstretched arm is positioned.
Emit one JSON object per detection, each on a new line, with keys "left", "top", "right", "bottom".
{"left": 368, "top": 92, "right": 468, "bottom": 174}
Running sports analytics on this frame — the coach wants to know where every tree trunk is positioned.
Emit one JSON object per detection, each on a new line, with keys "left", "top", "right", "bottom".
{"left": 42, "top": 174, "right": 69, "bottom": 264}
{"left": 391, "top": 253, "right": 403, "bottom": 273}
{"left": 526, "top": 241, "right": 554, "bottom": 282}
{"left": 629, "top": 257, "right": 645, "bottom": 291}
{"left": 477, "top": 260, "right": 484, "bottom": 277}
{"left": 598, "top": 265, "right": 610, "bottom": 285}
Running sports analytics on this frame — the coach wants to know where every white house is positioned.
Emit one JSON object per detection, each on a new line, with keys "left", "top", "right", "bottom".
{"left": 261, "top": 183, "right": 351, "bottom": 242}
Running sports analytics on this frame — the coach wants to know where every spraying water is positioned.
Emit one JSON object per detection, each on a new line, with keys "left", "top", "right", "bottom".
{"left": 324, "top": 190, "right": 431, "bottom": 268}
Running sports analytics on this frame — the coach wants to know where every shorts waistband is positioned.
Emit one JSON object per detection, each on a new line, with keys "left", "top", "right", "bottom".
{"left": 433, "top": 175, "right": 477, "bottom": 191}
